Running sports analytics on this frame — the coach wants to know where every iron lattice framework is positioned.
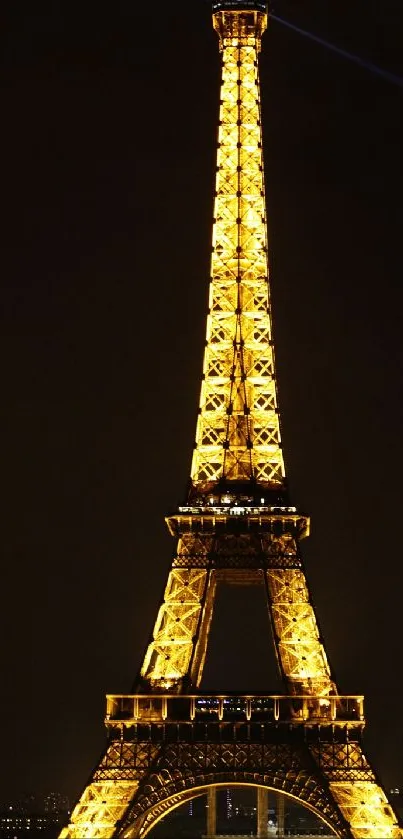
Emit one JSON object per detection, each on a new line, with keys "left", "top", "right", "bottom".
{"left": 191, "top": 4, "right": 284, "bottom": 490}
{"left": 60, "top": 3, "right": 402, "bottom": 838}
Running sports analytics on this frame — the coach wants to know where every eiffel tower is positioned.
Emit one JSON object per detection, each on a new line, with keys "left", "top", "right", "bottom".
{"left": 60, "top": 2, "right": 402, "bottom": 838}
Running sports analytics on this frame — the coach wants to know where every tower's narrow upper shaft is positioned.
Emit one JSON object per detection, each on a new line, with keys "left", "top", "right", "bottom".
{"left": 190, "top": 2, "right": 285, "bottom": 500}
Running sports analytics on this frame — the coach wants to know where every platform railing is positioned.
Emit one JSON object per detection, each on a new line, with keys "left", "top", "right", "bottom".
{"left": 105, "top": 694, "right": 364, "bottom": 727}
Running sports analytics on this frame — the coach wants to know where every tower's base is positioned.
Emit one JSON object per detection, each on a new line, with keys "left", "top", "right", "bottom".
{"left": 60, "top": 693, "right": 402, "bottom": 838}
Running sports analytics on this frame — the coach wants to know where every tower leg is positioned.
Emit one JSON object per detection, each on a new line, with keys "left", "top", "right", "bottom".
{"left": 257, "top": 787, "right": 269, "bottom": 837}
{"left": 207, "top": 786, "right": 217, "bottom": 838}
{"left": 277, "top": 793, "right": 285, "bottom": 838}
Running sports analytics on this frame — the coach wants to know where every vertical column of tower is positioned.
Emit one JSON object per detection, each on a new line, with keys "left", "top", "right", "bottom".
{"left": 263, "top": 562, "right": 335, "bottom": 697}
{"left": 138, "top": 561, "right": 216, "bottom": 691}
{"left": 190, "top": 4, "right": 285, "bottom": 495}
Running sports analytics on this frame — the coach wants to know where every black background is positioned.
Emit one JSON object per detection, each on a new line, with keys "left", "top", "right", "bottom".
{"left": 1, "top": 0, "right": 403, "bottom": 803}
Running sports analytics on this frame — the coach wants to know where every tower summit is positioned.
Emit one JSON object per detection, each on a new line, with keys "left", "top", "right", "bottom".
{"left": 59, "top": 3, "right": 403, "bottom": 838}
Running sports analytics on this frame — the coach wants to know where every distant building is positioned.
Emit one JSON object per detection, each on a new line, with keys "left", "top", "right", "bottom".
{"left": 0, "top": 794, "right": 70, "bottom": 838}
{"left": 225, "top": 788, "right": 233, "bottom": 820}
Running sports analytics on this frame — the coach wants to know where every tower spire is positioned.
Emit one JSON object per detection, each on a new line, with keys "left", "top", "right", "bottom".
{"left": 190, "top": 0, "right": 285, "bottom": 498}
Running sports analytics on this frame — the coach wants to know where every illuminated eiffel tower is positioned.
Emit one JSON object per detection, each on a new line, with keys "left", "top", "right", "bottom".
{"left": 60, "top": 2, "right": 402, "bottom": 838}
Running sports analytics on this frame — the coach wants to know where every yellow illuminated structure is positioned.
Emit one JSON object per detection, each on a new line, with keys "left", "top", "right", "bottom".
{"left": 191, "top": 7, "right": 284, "bottom": 491}
{"left": 60, "top": 2, "right": 402, "bottom": 838}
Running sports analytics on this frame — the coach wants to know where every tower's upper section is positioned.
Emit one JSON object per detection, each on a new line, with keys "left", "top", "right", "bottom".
{"left": 189, "top": 2, "right": 285, "bottom": 503}
{"left": 213, "top": 1, "right": 268, "bottom": 50}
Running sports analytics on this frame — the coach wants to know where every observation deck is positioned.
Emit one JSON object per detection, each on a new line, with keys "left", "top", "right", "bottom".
{"left": 212, "top": 0, "right": 268, "bottom": 46}
{"left": 106, "top": 694, "right": 364, "bottom": 730}
{"left": 167, "top": 505, "right": 309, "bottom": 539}
{"left": 212, "top": 1, "right": 267, "bottom": 11}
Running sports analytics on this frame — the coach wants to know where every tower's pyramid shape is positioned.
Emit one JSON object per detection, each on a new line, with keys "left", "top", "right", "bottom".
{"left": 60, "top": 3, "right": 402, "bottom": 837}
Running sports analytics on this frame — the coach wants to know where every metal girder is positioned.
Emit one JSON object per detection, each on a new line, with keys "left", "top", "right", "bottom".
{"left": 329, "top": 781, "right": 402, "bottom": 839}
{"left": 265, "top": 566, "right": 334, "bottom": 696}
{"left": 139, "top": 567, "right": 215, "bottom": 689}
{"left": 59, "top": 779, "right": 138, "bottom": 839}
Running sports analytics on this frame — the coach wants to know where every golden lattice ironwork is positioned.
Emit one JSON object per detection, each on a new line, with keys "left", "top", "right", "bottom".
{"left": 59, "top": 780, "right": 138, "bottom": 839}
{"left": 139, "top": 567, "right": 212, "bottom": 688}
{"left": 60, "top": 3, "right": 402, "bottom": 839}
{"left": 191, "top": 5, "right": 284, "bottom": 492}
{"left": 139, "top": 516, "right": 335, "bottom": 695}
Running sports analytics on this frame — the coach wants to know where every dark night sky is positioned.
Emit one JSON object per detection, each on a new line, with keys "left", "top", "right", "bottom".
{"left": 1, "top": 0, "right": 403, "bottom": 806}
